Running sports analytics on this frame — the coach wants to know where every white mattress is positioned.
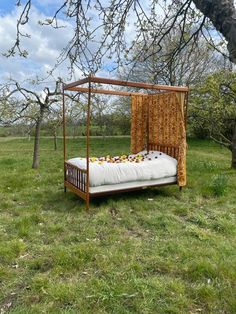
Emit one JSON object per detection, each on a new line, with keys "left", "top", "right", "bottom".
{"left": 68, "top": 150, "right": 177, "bottom": 187}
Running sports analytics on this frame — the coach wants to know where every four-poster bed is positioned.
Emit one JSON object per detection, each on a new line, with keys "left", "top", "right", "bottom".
{"left": 62, "top": 75, "right": 189, "bottom": 210}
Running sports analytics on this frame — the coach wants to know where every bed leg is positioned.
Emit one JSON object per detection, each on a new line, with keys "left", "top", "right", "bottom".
{"left": 179, "top": 186, "right": 182, "bottom": 192}
{"left": 86, "top": 196, "right": 90, "bottom": 211}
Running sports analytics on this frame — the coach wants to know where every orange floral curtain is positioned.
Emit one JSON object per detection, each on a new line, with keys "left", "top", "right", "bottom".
{"left": 131, "top": 92, "right": 187, "bottom": 186}
{"left": 130, "top": 95, "right": 149, "bottom": 154}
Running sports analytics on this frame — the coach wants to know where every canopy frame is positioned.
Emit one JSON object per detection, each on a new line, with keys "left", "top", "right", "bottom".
{"left": 62, "top": 75, "right": 189, "bottom": 210}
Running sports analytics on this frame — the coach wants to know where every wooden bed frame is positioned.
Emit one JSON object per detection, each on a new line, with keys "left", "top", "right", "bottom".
{"left": 62, "top": 75, "right": 189, "bottom": 209}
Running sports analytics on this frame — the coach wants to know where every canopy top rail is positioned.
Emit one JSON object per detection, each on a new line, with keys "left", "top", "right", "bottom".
{"left": 63, "top": 76, "right": 189, "bottom": 94}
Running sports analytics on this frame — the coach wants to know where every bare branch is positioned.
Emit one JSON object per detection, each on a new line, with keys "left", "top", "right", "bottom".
{"left": 4, "top": 0, "right": 236, "bottom": 74}
{"left": 210, "top": 135, "right": 232, "bottom": 150}
{"left": 3, "top": 0, "right": 31, "bottom": 57}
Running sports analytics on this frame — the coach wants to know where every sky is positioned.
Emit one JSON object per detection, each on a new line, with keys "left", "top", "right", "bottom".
{"left": 0, "top": 1, "right": 232, "bottom": 91}
{"left": 0, "top": 1, "right": 152, "bottom": 89}
{"left": 0, "top": 1, "right": 85, "bottom": 88}
{"left": 0, "top": 0, "right": 139, "bottom": 89}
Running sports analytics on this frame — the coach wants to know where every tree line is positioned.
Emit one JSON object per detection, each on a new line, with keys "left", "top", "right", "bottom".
{"left": 1, "top": 64, "right": 235, "bottom": 168}
{"left": 0, "top": 0, "right": 235, "bottom": 168}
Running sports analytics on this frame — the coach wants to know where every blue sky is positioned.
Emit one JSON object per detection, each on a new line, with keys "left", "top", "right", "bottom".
{"left": 0, "top": 0, "right": 64, "bottom": 15}
{"left": 0, "top": 1, "right": 79, "bottom": 86}
{"left": 0, "top": 1, "right": 15, "bottom": 14}
{"left": 0, "top": 0, "right": 132, "bottom": 88}
{"left": 0, "top": 1, "right": 120, "bottom": 86}
{"left": 1, "top": 1, "right": 227, "bottom": 87}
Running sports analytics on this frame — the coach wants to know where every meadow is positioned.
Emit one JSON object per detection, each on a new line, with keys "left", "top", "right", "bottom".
{"left": 0, "top": 137, "right": 235, "bottom": 313}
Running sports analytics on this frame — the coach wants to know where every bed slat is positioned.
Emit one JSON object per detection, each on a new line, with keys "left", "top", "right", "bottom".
{"left": 65, "top": 162, "right": 87, "bottom": 193}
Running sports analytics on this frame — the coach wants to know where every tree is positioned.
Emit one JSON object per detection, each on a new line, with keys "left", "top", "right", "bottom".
{"left": 190, "top": 70, "right": 236, "bottom": 168}
{"left": 90, "top": 94, "right": 113, "bottom": 136}
{"left": 7, "top": 0, "right": 236, "bottom": 73}
{"left": 45, "top": 108, "right": 62, "bottom": 150}
{"left": 119, "top": 30, "right": 225, "bottom": 86}
{"left": 0, "top": 80, "right": 61, "bottom": 168}
{"left": 3, "top": 1, "right": 236, "bottom": 167}
{"left": 23, "top": 116, "right": 35, "bottom": 141}
{"left": 193, "top": 0, "right": 236, "bottom": 63}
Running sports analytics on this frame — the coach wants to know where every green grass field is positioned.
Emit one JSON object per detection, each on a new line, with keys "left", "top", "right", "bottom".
{"left": 0, "top": 137, "right": 235, "bottom": 313}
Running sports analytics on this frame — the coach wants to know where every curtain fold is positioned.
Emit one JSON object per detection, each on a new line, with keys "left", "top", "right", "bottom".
{"left": 175, "top": 92, "right": 187, "bottom": 187}
{"left": 131, "top": 95, "right": 148, "bottom": 154}
{"left": 131, "top": 92, "right": 187, "bottom": 187}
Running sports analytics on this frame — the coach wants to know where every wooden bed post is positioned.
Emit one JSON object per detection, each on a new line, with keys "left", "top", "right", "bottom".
{"left": 184, "top": 91, "right": 189, "bottom": 129}
{"left": 147, "top": 95, "right": 151, "bottom": 153}
{"left": 86, "top": 75, "right": 92, "bottom": 210}
{"left": 62, "top": 84, "right": 67, "bottom": 193}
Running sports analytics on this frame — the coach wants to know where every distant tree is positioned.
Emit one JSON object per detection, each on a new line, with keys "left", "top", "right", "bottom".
{"left": 45, "top": 108, "right": 62, "bottom": 150}
{"left": 190, "top": 70, "right": 236, "bottom": 168}
{"left": 119, "top": 31, "right": 226, "bottom": 86}
{"left": 23, "top": 116, "right": 35, "bottom": 141}
{"left": 109, "top": 97, "right": 131, "bottom": 135}
{"left": 91, "top": 95, "right": 112, "bottom": 136}
{"left": 0, "top": 80, "right": 61, "bottom": 168}
{"left": 65, "top": 95, "right": 90, "bottom": 137}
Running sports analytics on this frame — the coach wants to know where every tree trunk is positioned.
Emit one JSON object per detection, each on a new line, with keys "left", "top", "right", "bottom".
{"left": 53, "top": 131, "right": 57, "bottom": 150}
{"left": 231, "top": 123, "right": 236, "bottom": 168}
{"left": 193, "top": 0, "right": 236, "bottom": 63}
{"left": 32, "top": 108, "right": 44, "bottom": 169}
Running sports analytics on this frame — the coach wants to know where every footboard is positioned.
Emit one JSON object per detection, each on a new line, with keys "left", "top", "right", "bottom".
{"left": 64, "top": 161, "right": 88, "bottom": 199}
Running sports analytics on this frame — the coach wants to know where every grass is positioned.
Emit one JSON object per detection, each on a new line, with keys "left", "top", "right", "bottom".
{"left": 0, "top": 136, "right": 235, "bottom": 313}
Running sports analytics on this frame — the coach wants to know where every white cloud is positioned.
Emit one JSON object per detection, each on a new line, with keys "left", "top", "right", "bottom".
{"left": 0, "top": 5, "right": 75, "bottom": 87}
{"left": 0, "top": 2, "right": 142, "bottom": 89}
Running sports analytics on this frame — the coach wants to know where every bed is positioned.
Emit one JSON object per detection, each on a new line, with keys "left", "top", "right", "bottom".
{"left": 68, "top": 150, "right": 177, "bottom": 187}
{"left": 64, "top": 148, "right": 179, "bottom": 198}
{"left": 62, "top": 75, "right": 188, "bottom": 209}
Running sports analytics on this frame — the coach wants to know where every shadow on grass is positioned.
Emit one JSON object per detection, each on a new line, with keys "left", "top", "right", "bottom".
{"left": 90, "top": 185, "right": 180, "bottom": 209}
{"left": 31, "top": 185, "right": 178, "bottom": 213}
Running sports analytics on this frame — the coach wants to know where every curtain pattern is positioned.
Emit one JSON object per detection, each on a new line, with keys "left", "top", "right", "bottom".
{"left": 131, "top": 92, "right": 187, "bottom": 187}
{"left": 130, "top": 95, "right": 149, "bottom": 154}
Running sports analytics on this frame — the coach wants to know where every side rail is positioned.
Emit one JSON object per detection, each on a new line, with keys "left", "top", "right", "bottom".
{"left": 65, "top": 161, "right": 87, "bottom": 193}
{"left": 148, "top": 143, "right": 179, "bottom": 160}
